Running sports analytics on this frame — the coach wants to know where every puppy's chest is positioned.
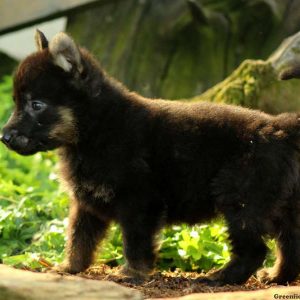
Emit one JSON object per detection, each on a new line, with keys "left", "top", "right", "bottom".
{"left": 59, "top": 155, "right": 115, "bottom": 204}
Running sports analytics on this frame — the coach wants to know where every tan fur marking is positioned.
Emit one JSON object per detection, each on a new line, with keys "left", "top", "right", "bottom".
{"left": 274, "top": 130, "right": 287, "bottom": 138}
{"left": 50, "top": 107, "right": 78, "bottom": 144}
{"left": 56, "top": 152, "right": 75, "bottom": 196}
{"left": 82, "top": 181, "right": 114, "bottom": 203}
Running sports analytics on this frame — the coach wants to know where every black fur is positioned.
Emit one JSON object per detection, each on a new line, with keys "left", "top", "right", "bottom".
{"left": 2, "top": 32, "right": 300, "bottom": 285}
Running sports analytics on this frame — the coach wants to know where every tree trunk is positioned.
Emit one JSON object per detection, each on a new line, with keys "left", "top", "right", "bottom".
{"left": 67, "top": 0, "right": 300, "bottom": 113}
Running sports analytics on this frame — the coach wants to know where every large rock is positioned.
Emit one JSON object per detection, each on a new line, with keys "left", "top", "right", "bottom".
{"left": 152, "top": 286, "right": 300, "bottom": 300}
{"left": 1, "top": 264, "right": 299, "bottom": 300}
{"left": 0, "top": 264, "right": 142, "bottom": 300}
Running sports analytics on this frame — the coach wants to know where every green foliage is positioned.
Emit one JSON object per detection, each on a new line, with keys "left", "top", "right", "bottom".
{"left": 159, "top": 223, "right": 230, "bottom": 272}
{"left": 0, "top": 76, "right": 274, "bottom": 272}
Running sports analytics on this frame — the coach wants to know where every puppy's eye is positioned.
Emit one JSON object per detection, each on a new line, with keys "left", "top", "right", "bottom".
{"left": 31, "top": 101, "right": 45, "bottom": 111}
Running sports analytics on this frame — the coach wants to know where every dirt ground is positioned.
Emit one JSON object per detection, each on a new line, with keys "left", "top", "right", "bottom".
{"left": 78, "top": 265, "right": 300, "bottom": 299}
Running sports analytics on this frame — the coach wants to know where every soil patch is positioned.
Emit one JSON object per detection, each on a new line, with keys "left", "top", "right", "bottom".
{"left": 78, "top": 265, "right": 300, "bottom": 299}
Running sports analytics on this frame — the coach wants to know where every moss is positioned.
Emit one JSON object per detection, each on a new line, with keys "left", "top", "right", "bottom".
{"left": 191, "top": 60, "right": 277, "bottom": 109}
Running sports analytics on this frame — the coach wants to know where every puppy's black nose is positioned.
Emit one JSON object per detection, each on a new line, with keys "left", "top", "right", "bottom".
{"left": 1, "top": 129, "right": 18, "bottom": 146}
{"left": 1, "top": 132, "right": 12, "bottom": 145}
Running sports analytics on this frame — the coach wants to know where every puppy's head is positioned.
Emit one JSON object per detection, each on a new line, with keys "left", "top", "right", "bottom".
{"left": 1, "top": 30, "right": 84, "bottom": 155}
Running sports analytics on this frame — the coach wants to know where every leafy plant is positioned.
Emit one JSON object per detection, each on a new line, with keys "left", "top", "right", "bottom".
{"left": 159, "top": 223, "right": 230, "bottom": 272}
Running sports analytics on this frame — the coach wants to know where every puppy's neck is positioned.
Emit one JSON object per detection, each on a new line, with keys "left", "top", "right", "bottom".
{"left": 73, "top": 78, "right": 140, "bottom": 150}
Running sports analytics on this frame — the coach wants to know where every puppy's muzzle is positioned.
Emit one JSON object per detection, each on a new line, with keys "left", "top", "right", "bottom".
{"left": 1, "top": 129, "right": 29, "bottom": 149}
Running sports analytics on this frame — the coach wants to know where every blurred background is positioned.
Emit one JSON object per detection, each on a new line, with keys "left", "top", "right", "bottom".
{"left": 2, "top": 0, "right": 300, "bottom": 99}
{"left": 1, "top": 0, "right": 300, "bottom": 273}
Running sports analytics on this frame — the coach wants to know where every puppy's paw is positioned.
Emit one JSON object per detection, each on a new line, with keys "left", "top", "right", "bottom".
{"left": 256, "top": 268, "right": 277, "bottom": 284}
{"left": 118, "top": 264, "right": 152, "bottom": 281}
{"left": 49, "top": 262, "right": 83, "bottom": 275}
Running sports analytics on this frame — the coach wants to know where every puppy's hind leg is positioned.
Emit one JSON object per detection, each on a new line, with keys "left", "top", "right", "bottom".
{"left": 257, "top": 224, "right": 300, "bottom": 284}
{"left": 198, "top": 221, "right": 267, "bottom": 286}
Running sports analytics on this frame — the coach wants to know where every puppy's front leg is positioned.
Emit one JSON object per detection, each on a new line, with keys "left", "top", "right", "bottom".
{"left": 54, "top": 202, "right": 109, "bottom": 274}
{"left": 118, "top": 195, "right": 162, "bottom": 279}
{"left": 120, "top": 223, "right": 158, "bottom": 279}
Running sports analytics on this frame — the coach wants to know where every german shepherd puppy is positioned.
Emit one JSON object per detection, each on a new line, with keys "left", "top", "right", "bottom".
{"left": 1, "top": 30, "right": 300, "bottom": 286}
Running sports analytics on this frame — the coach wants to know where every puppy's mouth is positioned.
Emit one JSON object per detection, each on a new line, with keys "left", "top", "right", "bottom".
{"left": 15, "top": 142, "right": 49, "bottom": 156}
{"left": 2, "top": 135, "right": 56, "bottom": 156}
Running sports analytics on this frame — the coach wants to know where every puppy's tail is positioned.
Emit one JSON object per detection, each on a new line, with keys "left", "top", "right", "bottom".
{"left": 272, "top": 112, "right": 300, "bottom": 140}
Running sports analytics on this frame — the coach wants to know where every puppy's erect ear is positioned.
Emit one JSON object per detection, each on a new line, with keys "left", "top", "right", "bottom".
{"left": 35, "top": 29, "right": 49, "bottom": 51}
{"left": 49, "top": 32, "right": 82, "bottom": 73}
